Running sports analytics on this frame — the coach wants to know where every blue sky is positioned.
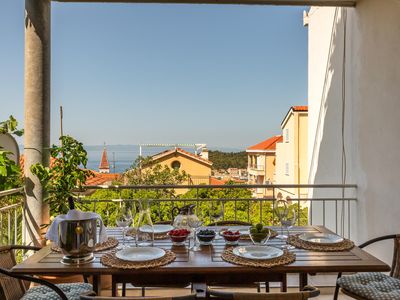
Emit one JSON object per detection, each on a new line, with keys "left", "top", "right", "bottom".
{"left": 0, "top": 1, "right": 308, "bottom": 149}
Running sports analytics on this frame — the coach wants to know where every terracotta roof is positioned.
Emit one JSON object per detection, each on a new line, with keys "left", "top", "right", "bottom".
{"left": 210, "top": 177, "right": 246, "bottom": 185}
{"left": 85, "top": 171, "right": 120, "bottom": 186}
{"left": 19, "top": 154, "right": 57, "bottom": 175}
{"left": 99, "top": 147, "right": 110, "bottom": 170}
{"left": 247, "top": 135, "right": 283, "bottom": 152}
{"left": 151, "top": 147, "right": 212, "bottom": 166}
{"left": 292, "top": 105, "right": 308, "bottom": 112}
{"left": 210, "top": 177, "right": 226, "bottom": 185}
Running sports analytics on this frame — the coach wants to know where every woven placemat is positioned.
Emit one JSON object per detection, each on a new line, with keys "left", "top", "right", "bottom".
{"left": 101, "top": 249, "right": 176, "bottom": 269}
{"left": 288, "top": 235, "right": 354, "bottom": 252}
{"left": 51, "top": 237, "right": 119, "bottom": 253}
{"left": 221, "top": 247, "right": 295, "bottom": 268}
{"left": 126, "top": 228, "right": 168, "bottom": 240}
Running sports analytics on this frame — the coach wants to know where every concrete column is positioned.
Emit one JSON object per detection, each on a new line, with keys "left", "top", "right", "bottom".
{"left": 24, "top": 0, "right": 51, "bottom": 246}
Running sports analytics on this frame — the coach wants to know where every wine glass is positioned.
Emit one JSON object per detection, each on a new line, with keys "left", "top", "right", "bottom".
{"left": 273, "top": 199, "right": 289, "bottom": 240}
{"left": 115, "top": 202, "right": 133, "bottom": 249}
{"left": 280, "top": 207, "right": 297, "bottom": 250}
{"left": 188, "top": 212, "right": 204, "bottom": 251}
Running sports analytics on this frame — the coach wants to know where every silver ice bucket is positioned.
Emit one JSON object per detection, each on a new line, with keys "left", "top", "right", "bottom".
{"left": 58, "top": 218, "right": 98, "bottom": 265}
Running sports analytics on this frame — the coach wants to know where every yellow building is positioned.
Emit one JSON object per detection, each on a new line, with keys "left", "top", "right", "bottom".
{"left": 145, "top": 147, "right": 212, "bottom": 186}
{"left": 246, "top": 135, "right": 282, "bottom": 198}
{"left": 275, "top": 106, "right": 308, "bottom": 200}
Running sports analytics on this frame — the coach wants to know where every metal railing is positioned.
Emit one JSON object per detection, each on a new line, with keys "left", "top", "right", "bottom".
{"left": 248, "top": 164, "right": 265, "bottom": 171}
{"left": 75, "top": 183, "right": 357, "bottom": 238}
{"left": 0, "top": 187, "right": 25, "bottom": 246}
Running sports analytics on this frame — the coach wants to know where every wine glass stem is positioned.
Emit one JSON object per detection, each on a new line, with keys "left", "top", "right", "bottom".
{"left": 122, "top": 227, "right": 126, "bottom": 247}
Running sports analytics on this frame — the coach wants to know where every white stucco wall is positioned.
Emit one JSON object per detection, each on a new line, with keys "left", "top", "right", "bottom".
{"left": 308, "top": 0, "right": 400, "bottom": 265}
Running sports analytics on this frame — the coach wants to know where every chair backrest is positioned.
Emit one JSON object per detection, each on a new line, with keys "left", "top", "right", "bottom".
{"left": 80, "top": 293, "right": 197, "bottom": 300}
{"left": 391, "top": 235, "right": 400, "bottom": 278}
{"left": 207, "top": 286, "right": 320, "bottom": 300}
{"left": 0, "top": 246, "right": 26, "bottom": 300}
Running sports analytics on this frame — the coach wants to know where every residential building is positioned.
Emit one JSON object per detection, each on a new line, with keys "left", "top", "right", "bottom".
{"left": 246, "top": 135, "right": 282, "bottom": 197}
{"left": 275, "top": 106, "right": 308, "bottom": 200}
{"left": 142, "top": 147, "right": 212, "bottom": 186}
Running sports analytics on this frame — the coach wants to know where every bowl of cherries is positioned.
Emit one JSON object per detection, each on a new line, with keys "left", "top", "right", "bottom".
{"left": 168, "top": 229, "right": 191, "bottom": 246}
{"left": 221, "top": 230, "right": 241, "bottom": 245}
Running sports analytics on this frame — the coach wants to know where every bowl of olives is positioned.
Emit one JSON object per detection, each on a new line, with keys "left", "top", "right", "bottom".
{"left": 249, "top": 223, "right": 271, "bottom": 245}
{"left": 196, "top": 229, "right": 216, "bottom": 245}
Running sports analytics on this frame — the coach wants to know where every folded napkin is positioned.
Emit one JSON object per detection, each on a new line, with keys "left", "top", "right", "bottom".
{"left": 46, "top": 209, "right": 108, "bottom": 245}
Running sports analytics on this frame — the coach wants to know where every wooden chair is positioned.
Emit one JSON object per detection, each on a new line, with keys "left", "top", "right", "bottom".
{"left": 334, "top": 234, "right": 400, "bottom": 300}
{"left": 206, "top": 285, "right": 320, "bottom": 299}
{"left": 80, "top": 291, "right": 197, "bottom": 300}
{"left": 0, "top": 245, "right": 93, "bottom": 300}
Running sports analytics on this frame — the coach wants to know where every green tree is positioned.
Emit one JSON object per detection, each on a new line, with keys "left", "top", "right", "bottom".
{"left": 31, "top": 135, "right": 94, "bottom": 215}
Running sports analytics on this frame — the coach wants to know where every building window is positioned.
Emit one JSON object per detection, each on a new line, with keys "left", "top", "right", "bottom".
{"left": 285, "top": 128, "right": 289, "bottom": 143}
{"left": 285, "top": 162, "right": 289, "bottom": 176}
{"left": 171, "top": 160, "right": 181, "bottom": 170}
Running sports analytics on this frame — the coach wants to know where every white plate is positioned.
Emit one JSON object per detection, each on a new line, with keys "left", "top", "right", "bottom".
{"left": 298, "top": 233, "right": 344, "bottom": 244}
{"left": 232, "top": 246, "right": 283, "bottom": 260}
{"left": 139, "top": 224, "right": 174, "bottom": 234}
{"left": 116, "top": 247, "right": 166, "bottom": 262}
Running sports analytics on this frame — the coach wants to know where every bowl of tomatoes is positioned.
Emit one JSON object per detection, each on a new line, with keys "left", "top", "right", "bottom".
{"left": 221, "top": 230, "right": 241, "bottom": 245}
{"left": 168, "top": 229, "right": 191, "bottom": 246}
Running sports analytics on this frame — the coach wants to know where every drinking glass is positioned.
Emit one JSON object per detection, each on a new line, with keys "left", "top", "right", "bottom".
{"left": 210, "top": 201, "right": 224, "bottom": 239}
{"left": 273, "top": 199, "right": 289, "bottom": 240}
{"left": 188, "top": 212, "right": 204, "bottom": 251}
{"left": 115, "top": 202, "right": 133, "bottom": 249}
{"left": 280, "top": 207, "right": 297, "bottom": 250}
{"left": 136, "top": 199, "right": 154, "bottom": 247}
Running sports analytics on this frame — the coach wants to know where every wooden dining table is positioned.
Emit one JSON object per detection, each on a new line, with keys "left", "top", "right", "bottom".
{"left": 11, "top": 226, "right": 390, "bottom": 296}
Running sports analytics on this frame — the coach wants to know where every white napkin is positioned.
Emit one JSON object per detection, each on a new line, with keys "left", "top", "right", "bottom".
{"left": 46, "top": 209, "right": 108, "bottom": 245}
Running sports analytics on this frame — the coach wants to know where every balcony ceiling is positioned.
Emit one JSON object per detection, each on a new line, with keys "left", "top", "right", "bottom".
{"left": 53, "top": 0, "right": 356, "bottom": 7}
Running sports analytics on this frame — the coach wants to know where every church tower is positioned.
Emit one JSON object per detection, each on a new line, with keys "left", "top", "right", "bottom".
{"left": 99, "top": 143, "right": 110, "bottom": 173}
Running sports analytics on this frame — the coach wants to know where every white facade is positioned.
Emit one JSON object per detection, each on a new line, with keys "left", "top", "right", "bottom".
{"left": 307, "top": 1, "right": 400, "bottom": 266}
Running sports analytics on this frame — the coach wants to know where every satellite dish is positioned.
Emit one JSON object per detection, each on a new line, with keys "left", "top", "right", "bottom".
{"left": 0, "top": 133, "right": 20, "bottom": 165}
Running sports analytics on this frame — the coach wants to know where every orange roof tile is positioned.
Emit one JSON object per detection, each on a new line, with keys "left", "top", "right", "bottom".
{"left": 247, "top": 135, "right": 283, "bottom": 152}
{"left": 19, "top": 154, "right": 57, "bottom": 175}
{"left": 292, "top": 105, "right": 308, "bottom": 112}
{"left": 210, "top": 177, "right": 226, "bottom": 185}
{"left": 85, "top": 171, "right": 120, "bottom": 186}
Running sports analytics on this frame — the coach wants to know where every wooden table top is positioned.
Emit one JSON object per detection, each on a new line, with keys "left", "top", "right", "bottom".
{"left": 12, "top": 226, "right": 390, "bottom": 277}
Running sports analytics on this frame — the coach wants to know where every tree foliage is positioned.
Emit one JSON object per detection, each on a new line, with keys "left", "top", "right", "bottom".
{"left": 31, "top": 135, "right": 94, "bottom": 215}
{"left": 209, "top": 150, "right": 247, "bottom": 170}
{"left": 0, "top": 116, "right": 23, "bottom": 191}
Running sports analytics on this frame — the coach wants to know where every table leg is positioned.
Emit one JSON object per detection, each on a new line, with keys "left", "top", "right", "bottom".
{"left": 92, "top": 275, "right": 102, "bottom": 295}
{"left": 112, "top": 277, "right": 118, "bottom": 297}
{"left": 299, "top": 273, "right": 308, "bottom": 290}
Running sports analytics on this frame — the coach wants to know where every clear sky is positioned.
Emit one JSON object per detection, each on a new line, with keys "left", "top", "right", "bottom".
{"left": 0, "top": 1, "right": 308, "bottom": 149}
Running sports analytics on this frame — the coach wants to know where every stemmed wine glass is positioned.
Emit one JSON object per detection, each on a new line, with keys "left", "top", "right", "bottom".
{"left": 273, "top": 199, "right": 289, "bottom": 240}
{"left": 115, "top": 202, "right": 133, "bottom": 249}
{"left": 210, "top": 201, "right": 224, "bottom": 239}
{"left": 188, "top": 212, "right": 204, "bottom": 252}
{"left": 280, "top": 207, "right": 296, "bottom": 250}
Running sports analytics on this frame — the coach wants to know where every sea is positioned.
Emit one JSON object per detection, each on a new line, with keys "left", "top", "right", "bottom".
{"left": 18, "top": 144, "right": 242, "bottom": 173}
{"left": 84, "top": 145, "right": 242, "bottom": 174}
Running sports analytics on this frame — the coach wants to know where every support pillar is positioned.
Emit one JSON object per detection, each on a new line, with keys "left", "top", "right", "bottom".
{"left": 24, "top": 0, "right": 51, "bottom": 246}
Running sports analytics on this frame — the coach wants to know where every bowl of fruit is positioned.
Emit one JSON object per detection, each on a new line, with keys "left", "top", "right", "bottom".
{"left": 168, "top": 229, "right": 191, "bottom": 246}
{"left": 196, "top": 229, "right": 216, "bottom": 245}
{"left": 221, "top": 230, "right": 241, "bottom": 245}
{"left": 249, "top": 224, "right": 271, "bottom": 245}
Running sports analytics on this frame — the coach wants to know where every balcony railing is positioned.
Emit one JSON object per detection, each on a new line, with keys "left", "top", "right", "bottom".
{"left": 0, "top": 187, "right": 25, "bottom": 246}
{"left": 75, "top": 183, "right": 357, "bottom": 239}
{"left": 0, "top": 183, "right": 357, "bottom": 246}
{"left": 248, "top": 164, "right": 265, "bottom": 171}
